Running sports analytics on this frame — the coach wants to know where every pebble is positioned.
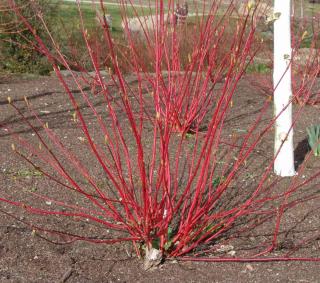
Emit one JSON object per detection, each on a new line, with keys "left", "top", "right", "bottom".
{"left": 245, "top": 264, "right": 254, "bottom": 271}
{"left": 227, "top": 250, "right": 236, "bottom": 256}
{"left": 216, "top": 244, "right": 234, "bottom": 253}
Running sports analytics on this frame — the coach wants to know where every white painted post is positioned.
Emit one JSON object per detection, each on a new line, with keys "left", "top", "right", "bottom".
{"left": 273, "top": 0, "right": 296, "bottom": 176}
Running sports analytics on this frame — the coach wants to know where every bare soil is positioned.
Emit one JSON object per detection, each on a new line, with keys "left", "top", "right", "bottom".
{"left": 0, "top": 73, "right": 319, "bottom": 283}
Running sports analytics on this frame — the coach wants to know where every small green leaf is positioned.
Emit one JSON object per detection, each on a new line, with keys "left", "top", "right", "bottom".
{"left": 307, "top": 125, "right": 320, "bottom": 157}
{"left": 152, "top": 238, "right": 160, "bottom": 250}
{"left": 212, "top": 176, "right": 226, "bottom": 188}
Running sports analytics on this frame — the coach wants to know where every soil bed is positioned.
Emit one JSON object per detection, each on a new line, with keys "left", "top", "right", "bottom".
{"left": 0, "top": 74, "right": 319, "bottom": 282}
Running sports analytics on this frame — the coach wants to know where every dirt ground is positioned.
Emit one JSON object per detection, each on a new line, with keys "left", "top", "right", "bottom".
{"left": 0, "top": 73, "right": 320, "bottom": 282}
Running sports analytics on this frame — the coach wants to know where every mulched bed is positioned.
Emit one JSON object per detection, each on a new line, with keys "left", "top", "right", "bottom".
{"left": 0, "top": 73, "right": 319, "bottom": 282}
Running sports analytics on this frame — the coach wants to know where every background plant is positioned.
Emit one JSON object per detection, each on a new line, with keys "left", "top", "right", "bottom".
{"left": 0, "top": 0, "right": 62, "bottom": 75}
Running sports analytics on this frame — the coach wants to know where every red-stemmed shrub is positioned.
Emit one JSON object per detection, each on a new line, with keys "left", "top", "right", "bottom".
{"left": 1, "top": 0, "right": 320, "bottom": 265}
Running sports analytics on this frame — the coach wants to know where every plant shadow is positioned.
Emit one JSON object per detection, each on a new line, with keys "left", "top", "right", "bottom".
{"left": 294, "top": 138, "right": 310, "bottom": 170}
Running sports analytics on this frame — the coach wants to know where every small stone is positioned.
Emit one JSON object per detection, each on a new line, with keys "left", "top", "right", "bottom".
{"left": 227, "top": 250, "right": 236, "bottom": 256}
{"left": 171, "top": 259, "right": 178, "bottom": 264}
{"left": 216, "top": 244, "right": 234, "bottom": 253}
{"left": 245, "top": 264, "right": 254, "bottom": 271}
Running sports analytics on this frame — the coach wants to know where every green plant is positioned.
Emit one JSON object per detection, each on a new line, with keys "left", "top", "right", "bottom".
{"left": 0, "top": 0, "right": 60, "bottom": 74}
{"left": 307, "top": 124, "right": 320, "bottom": 156}
{"left": 212, "top": 176, "right": 226, "bottom": 188}
{"left": 246, "top": 62, "right": 271, "bottom": 74}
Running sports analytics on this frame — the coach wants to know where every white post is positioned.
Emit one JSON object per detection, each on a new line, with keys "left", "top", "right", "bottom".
{"left": 273, "top": 0, "right": 296, "bottom": 176}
